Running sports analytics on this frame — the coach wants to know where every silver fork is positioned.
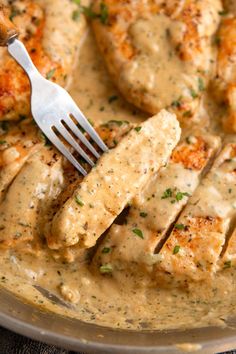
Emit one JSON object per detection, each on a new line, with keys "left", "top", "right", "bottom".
{"left": 0, "top": 9, "right": 108, "bottom": 176}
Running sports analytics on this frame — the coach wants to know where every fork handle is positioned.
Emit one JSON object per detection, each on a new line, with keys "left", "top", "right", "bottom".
{"left": 0, "top": 6, "right": 19, "bottom": 46}
{"left": 8, "top": 39, "right": 40, "bottom": 80}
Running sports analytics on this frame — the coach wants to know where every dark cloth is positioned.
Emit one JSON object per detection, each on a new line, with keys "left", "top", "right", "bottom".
{"left": 0, "top": 326, "right": 77, "bottom": 354}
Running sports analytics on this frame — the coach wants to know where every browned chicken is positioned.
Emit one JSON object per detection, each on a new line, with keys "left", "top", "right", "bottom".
{"left": 214, "top": 15, "right": 236, "bottom": 131}
{"left": 92, "top": 134, "right": 220, "bottom": 277}
{"left": 0, "top": 0, "right": 86, "bottom": 121}
{"left": 91, "top": 0, "right": 221, "bottom": 121}
{"left": 47, "top": 110, "right": 180, "bottom": 250}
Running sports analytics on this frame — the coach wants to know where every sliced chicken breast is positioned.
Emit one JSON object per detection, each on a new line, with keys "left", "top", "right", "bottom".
{"left": 0, "top": 119, "right": 42, "bottom": 201}
{"left": 0, "top": 148, "right": 64, "bottom": 250}
{"left": 92, "top": 134, "right": 220, "bottom": 276}
{"left": 0, "top": 0, "right": 87, "bottom": 120}
{"left": 92, "top": 0, "right": 221, "bottom": 121}
{"left": 47, "top": 110, "right": 181, "bottom": 250}
{"left": 156, "top": 143, "right": 236, "bottom": 285}
{"left": 221, "top": 228, "right": 236, "bottom": 269}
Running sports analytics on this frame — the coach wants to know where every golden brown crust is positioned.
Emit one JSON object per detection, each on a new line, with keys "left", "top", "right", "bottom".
{"left": 0, "top": 5, "right": 18, "bottom": 46}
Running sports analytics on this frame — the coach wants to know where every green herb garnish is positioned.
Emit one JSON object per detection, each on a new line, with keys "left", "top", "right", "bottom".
{"left": 75, "top": 195, "right": 84, "bottom": 206}
{"left": 171, "top": 98, "right": 182, "bottom": 108}
{"left": 161, "top": 188, "right": 173, "bottom": 199}
{"left": 224, "top": 260, "right": 231, "bottom": 269}
{"left": 108, "top": 95, "right": 118, "bottom": 103}
{"left": 132, "top": 228, "right": 144, "bottom": 239}
{"left": 198, "top": 77, "right": 205, "bottom": 91}
{"left": 134, "top": 126, "right": 142, "bottom": 132}
{"left": 175, "top": 191, "right": 190, "bottom": 202}
{"left": 190, "top": 89, "right": 198, "bottom": 99}
{"left": 46, "top": 69, "right": 56, "bottom": 80}
{"left": 0, "top": 140, "right": 6, "bottom": 145}
{"left": 100, "top": 2, "right": 109, "bottom": 24}
{"left": 173, "top": 245, "right": 180, "bottom": 254}
{"left": 218, "top": 10, "right": 228, "bottom": 16}
{"left": 183, "top": 110, "right": 192, "bottom": 118}
{"left": 99, "top": 264, "right": 113, "bottom": 274}
{"left": 140, "top": 212, "right": 148, "bottom": 218}
{"left": 174, "top": 224, "right": 185, "bottom": 230}
{"left": 72, "top": 9, "right": 80, "bottom": 21}
{"left": 102, "top": 247, "right": 111, "bottom": 254}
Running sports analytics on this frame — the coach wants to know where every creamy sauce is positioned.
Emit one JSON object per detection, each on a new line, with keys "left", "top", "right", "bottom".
{"left": 124, "top": 15, "right": 200, "bottom": 108}
{"left": 0, "top": 26, "right": 236, "bottom": 333}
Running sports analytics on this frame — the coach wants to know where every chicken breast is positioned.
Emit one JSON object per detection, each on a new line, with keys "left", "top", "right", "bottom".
{"left": 92, "top": 134, "right": 220, "bottom": 276}
{"left": 156, "top": 143, "right": 236, "bottom": 286}
{"left": 92, "top": 0, "right": 221, "bottom": 120}
{"left": 221, "top": 228, "right": 236, "bottom": 269}
{"left": 0, "top": 0, "right": 87, "bottom": 121}
{"left": 0, "top": 119, "right": 42, "bottom": 201}
{"left": 0, "top": 148, "right": 64, "bottom": 250}
{"left": 47, "top": 110, "right": 181, "bottom": 250}
{"left": 213, "top": 15, "right": 236, "bottom": 131}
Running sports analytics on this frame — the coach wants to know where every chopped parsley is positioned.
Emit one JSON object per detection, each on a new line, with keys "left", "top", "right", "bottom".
{"left": 100, "top": 2, "right": 109, "bottom": 24}
{"left": 72, "top": 9, "right": 80, "bottom": 21}
{"left": 73, "top": 0, "right": 81, "bottom": 4}
{"left": 140, "top": 212, "right": 148, "bottom": 218}
{"left": 223, "top": 260, "right": 231, "bottom": 269}
{"left": 173, "top": 245, "right": 180, "bottom": 255}
{"left": 0, "top": 140, "right": 6, "bottom": 145}
{"left": 175, "top": 191, "right": 190, "bottom": 202}
{"left": 161, "top": 188, "right": 173, "bottom": 199}
{"left": 171, "top": 98, "right": 182, "bottom": 108}
{"left": 183, "top": 110, "right": 192, "bottom": 118}
{"left": 102, "top": 120, "right": 129, "bottom": 127}
{"left": 161, "top": 188, "right": 190, "bottom": 203}
{"left": 134, "top": 126, "right": 142, "bottom": 132}
{"left": 75, "top": 195, "right": 84, "bottom": 206}
{"left": 46, "top": 69, "right": 56, "bottom": 80}
{"left": 9, "top": 9, "right": 20, "bottom": 21}
{"left": 174, "top": 223, "right": 186, "bottom": 230}
{"left": 102, "top": 247, "right": 111, "bottom": 254}
{"left": 99, "top": 264, "right": 113, "bottom": 274}
{"left": 108, "top": 95, "right": 118, "bottom": 103}
{"left": 77, "top": 2, "right": 109, "bottom": 25}
{"left": 190, "top": 89, "right": 198, "bottom": 99}
{"left": 132, "top": 228, "right": 144, "bottom": 239}
{"left": 218, "top": 10, "right": 228, "bottom": 16}
{"left": 198, "top": 77, "right": 205, "bottom": 91}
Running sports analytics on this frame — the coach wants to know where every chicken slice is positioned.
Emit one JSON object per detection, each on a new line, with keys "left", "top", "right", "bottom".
{"left": 221, "top": 228, "right": 236, "bottom": 269}
{"left": 155, "top": 143, "right": 236, "bottom": 286}
{"left": 0, "top": 0, "right": 86, "bottom": 120}
{"left": 47, "top": 110, "right": 181, "bottom": 250}
{"left": 213, "top": 15, "right": 236, "bottom": 132}
{"left": 92, "top": 134, "right": 220, "bottom": 275}
{"left": 91, "top": 0, "right": 221, "bottom": 120}
{"left": 0, "top": 119, "right": 43, "bottom": 201}
{"left": 0, "top": 147, "right": 64, "bottom": 250}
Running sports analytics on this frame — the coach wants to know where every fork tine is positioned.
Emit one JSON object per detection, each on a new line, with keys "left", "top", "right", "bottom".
{"left": 56, "top": 123, "right": 95, "bottom": 167}
{"left": 70, "top": 103, "right": 108, "bottom": 152}
{"left": 63, "top": 115, "right": 101, "bottom": 159}
{"left": 45, "top": 128, "right": 87, "bottom": 176}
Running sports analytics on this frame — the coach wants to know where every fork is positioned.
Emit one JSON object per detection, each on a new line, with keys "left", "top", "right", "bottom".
{"left": 0, "top": 7, "right": 108, "bottom": 176}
